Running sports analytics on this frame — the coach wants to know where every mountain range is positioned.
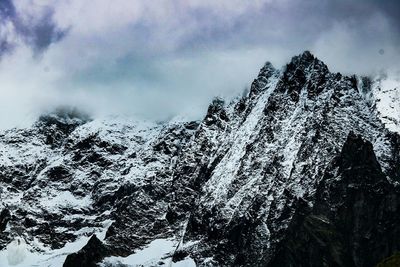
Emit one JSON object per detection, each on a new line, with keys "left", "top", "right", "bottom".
{"left": 0, "top": 51, "right": 399, "bottom": 267}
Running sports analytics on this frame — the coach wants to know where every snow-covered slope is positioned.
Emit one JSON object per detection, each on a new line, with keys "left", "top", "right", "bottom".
{"left": 371, "top": 73, "right": 400, "bottom": 134}
{"left": 0, "top": 110, "right": 198, "bottom": 266}
{"left": 0, "top": 52, "right": 399, "bottom": 267}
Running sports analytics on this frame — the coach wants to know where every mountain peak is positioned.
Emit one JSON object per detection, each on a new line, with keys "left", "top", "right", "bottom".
{"left": 290, "top": 50, "right": 314, "bottom": 64}
{"left": 262, "top": 61, "right": 275, "bottom": 71}
{"left": 37, "top": 106, "right": 91, "bottom": 126}
{"left": 257, "top": 61, "right": 276, "bottom": 79}
{"left": 35, "top": 106, "right": 92, "bottom": 147}
{"left": 300, "top": 50, "right": 313, "bottom": 59}
{"left": 287, "top": 50, "right": 327, "bottom": 71}
{"left": 276, "top": 51, "right": 330, "bottom": 101}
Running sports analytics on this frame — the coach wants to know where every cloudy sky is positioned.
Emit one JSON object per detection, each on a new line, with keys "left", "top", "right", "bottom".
{"left": 0, "top": 0, "right": 399, "bottom": 128}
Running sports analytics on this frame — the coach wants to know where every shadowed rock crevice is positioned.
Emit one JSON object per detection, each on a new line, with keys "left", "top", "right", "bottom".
{"left": 0, "top": 208, "right": 11, "bottom": 232}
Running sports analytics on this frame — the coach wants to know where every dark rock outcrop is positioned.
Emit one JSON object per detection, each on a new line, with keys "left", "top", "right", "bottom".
{"left": 63, "top": 235, "right": 110, "bottom": 267}
{"left": 36, "top": 107, "right": 91, "bottom": 147}
{"left": 0, "top": 208, "right": 10, "bottom": 232}
{"left": 270, "top": 133, "right": 400, "bottom": 267}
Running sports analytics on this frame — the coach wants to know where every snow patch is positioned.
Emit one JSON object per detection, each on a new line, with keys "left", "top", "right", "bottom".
{"left": 372, "top": 75, "right": 400, "bottom": 134}
{"left": 101, "top": 238, "right": 195, "bottom": 267}
{"left": 6, "top": 238, "right": 27, "bottom": 266}
{"left": 0, "top": 221, "right": 112, "bottom": 267}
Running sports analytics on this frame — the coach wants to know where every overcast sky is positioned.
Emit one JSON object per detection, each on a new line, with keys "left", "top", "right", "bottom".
{"left": 0, "top": 0, "right": 399, "bottom": 129}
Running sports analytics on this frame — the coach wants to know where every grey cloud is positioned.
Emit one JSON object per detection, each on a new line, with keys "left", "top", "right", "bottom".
{"left": 47, "top": 1, "right": 399, "bottom": 64}
{"left": 0, "top": 0, "right": 16, "bottom": 55}
{"left": 0, "top": 0, "right": 67, "bottom": 57}
{"left": 0, "top": 0, "right": 15, "bottom": 20}
{"left": 15, "top": 7, "right": 68, "bottom": 54}
{"left": 0, "top": 38, "right": 14, "bottom": 55}
{"left": 45, "top": 0, "right": 400, "bottom": 120}
{"left": 0, "top": 0, "right": 399, "bottom": 129}
{"left": 185, "top": 1, "right": 398, "bottom": 52}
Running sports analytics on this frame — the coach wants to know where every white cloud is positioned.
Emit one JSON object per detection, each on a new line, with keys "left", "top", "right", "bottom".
{"left": 0, "top": 47, "right": 60, "bottom": 129}
{"left": 313, "top": 12, "right": 400, "bottom": 74}
{"left": 0, "top": 0, "right": 399, "bottom": 129}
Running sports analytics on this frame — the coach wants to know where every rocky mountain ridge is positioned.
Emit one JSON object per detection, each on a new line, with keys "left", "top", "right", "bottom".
{"left": 0, "top": 51, "right": 399, "bottom": 267}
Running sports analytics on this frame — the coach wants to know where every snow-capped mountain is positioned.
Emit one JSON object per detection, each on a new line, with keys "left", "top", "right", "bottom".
{"left": 0, "top": 51, "right": 399, "bottom": 267}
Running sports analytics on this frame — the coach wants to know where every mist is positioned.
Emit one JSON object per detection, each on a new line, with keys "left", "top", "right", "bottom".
{"left": 0, "top": 0, "right": 399, "bottom": 129}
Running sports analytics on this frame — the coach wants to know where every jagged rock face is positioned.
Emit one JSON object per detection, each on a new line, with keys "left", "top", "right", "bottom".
{"left": 270, "top": 133, "right": 400, "bottom": 267}
{"left": 175, "top": 52, "right": 398, "bottom": 266}
{"left": 0, "top": 51, "right": 399, "bottom": 266}
{"left": 0, "top": 116, "right": 196, "bottom": 254}
{"left": 36, "top": 107, "right": 91, "bottom": 148}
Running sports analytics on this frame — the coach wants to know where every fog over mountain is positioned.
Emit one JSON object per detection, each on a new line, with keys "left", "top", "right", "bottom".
{"left": 0, "top": 0, "right": 399, "bottom": 129}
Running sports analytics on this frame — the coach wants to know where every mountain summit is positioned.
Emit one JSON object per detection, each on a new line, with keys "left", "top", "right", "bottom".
{"left": 0, "top": 52, "right": 399, "bottom": 266}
